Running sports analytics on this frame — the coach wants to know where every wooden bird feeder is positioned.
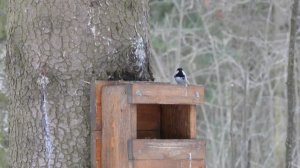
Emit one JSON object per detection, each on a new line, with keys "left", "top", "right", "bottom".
{"left": 90, "top": 81, "right": 205, "bottom": 168}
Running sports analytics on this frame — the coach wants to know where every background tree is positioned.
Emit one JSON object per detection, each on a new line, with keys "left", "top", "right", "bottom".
{"left": 6, "top": 0, "right": 153, "bottom": 167}
{"left": 0, "top": 0, "right": 8, "bottom": 167}
{"left": 286, "top": 0, "right": 299, "bottom": 167}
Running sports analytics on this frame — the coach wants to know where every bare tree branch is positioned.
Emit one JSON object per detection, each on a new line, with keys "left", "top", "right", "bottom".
{"left": 286, "top": 0, "right": 299, "bottom": 168}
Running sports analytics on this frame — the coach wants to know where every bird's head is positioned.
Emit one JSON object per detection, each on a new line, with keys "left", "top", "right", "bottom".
{"left": 177, "top": 67, "right": 183, "bottom": 71}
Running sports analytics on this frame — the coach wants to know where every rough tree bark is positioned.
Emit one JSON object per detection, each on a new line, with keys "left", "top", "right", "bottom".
{"left": 6, "top": 0, "right": 153, "bottom": 167}
{"left": 286, "top": 0, "right": 299, "bottom": 168}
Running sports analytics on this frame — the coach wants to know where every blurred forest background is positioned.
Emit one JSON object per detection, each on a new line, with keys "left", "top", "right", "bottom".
{"left": 0, "top": 0, "right": 299, "bottom": 168}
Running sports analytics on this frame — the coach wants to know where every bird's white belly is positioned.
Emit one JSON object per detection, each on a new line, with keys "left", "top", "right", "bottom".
{"left": 175, "top": 77, "right": 187, "bottom": 84}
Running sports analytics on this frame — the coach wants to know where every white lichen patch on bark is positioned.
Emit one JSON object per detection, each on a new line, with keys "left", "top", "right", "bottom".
{"left": 88, "top": 7, "right": 97, "bottom": 41}
{"left": 132, "top": 36, "right": 146, "bottom": 67}
{"left": 37, "top": 75, "right": 53, "bottom": 168}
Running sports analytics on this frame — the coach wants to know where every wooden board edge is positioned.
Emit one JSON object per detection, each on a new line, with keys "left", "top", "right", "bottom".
{"left": 133, "top": 159, "right": 205, "bottom": 168}
{"left": 130, "top": 139, "right": 205, "bottom": 160}
{"left": 128, "top": 83, "right": 205, "bottom": 105}
{"left": 90, "top": 81, "right": 97, "bottom": 131}
{"left": 91, "top": 81, "right": 130, "bottom": 131}
{"left": 91, "top": 130, "right": 102, "bottom": 168}
{"left": 189, "top": 105, "right": 197, "bottom": 138}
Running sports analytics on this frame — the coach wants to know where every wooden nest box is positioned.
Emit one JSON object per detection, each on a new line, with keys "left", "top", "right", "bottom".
{"left": 90, "top": 81, "right": 205, "bottom": 168}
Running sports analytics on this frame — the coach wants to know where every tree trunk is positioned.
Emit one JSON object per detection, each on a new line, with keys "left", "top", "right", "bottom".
{"left": 286, "top": 0, "right": 299, "bottom": 168}
{"left": 6, "top": 0, "right": 153, "bottom": 167}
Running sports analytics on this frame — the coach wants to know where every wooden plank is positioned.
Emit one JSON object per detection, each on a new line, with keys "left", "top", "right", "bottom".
{"left": 91, "top": 81, "right": 109, "bottom": 168}
{"left": 133, "top": 160, "right": 205, "bottom": 168}
{"left": 102, "top": 85, "right": 137, "bottom": 168}
{"left": 129, "top": 139, "right": 205, "bottom": 160}
{"left": 95, "top": 81, "right": 104, "bottom": 131}
{"left": 91, "top": 81, "right": 129, "bottom": 131}
{"left": 137, "top": 104, "right": 161, "bottom": 131}
{"left": 90, "top": 81, "right": 97, "bottom": 130}
{"left": 180, "top": 160, "right": 205, "bottom": 168}
{"left": 91, "top": 131, "right": 102, "bottom": 168}
{"left": 91, "top": 81, "right": 126, "bottom": 168}
{"left": 128, "top": 83, "right": 204, "bottom": 105}
{"left": 90, "top": 81, "right": 110, "bottom": 131}
{"left": 189, "top": 105, "right": 197, "bottom": 138}
{"left": 161, "top": 105, "right": 196, "bottom": 139}
{"left": 137, "top": 130, "right": 160, "bottom": 139}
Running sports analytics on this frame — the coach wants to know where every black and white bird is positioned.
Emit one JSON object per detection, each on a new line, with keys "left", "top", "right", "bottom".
{"left": 174, "top": 68, "right": 189, "bottom": 85}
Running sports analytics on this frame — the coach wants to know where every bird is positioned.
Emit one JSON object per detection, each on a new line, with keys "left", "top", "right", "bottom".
{"left": 174, "top": 68, "right": 189, "bottom": 85}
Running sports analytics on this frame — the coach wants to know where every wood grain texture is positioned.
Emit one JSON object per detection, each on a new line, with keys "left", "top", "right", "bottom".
{"left": 91, "top": 81, "right": 128, "bottom": 131}
{"left": 137, "top": 104, "right": 161, "bottom": 138}
{"left": 91, "top": 131, "right": 102, "bottom": 168}
{"left": 91, "top": 81, "right": 117, "bottom": 168}
{"left": 133, "top": 160, "right": 205, "bottom": 168}
{"left": 90, "top": 81, "right": 97, "bottom": 130}
{"left": 128, "top": 83, "right": 204, "bottom": 105}
{"left": 189, "top": 105, "right": 197, "bottom": 138}
{"left": 90, "top": 81, "right": 109, "bottom": 131}
{"left": 102, "top": 85, "right": 137, "bottom": 168}
{"left": 137, "top": 104, "right": 161, "bottom": 130}
{"left": 161, "top": 105, "right": 196, "bottom": 139}
{"left": 137, "top": 131, "right": 161, "bottom": 139}
{"left": 129, "top": 139, "right": 205, "bottom": 160}
{"left": 95, "top": 81, "right": 104, "bottom": 131}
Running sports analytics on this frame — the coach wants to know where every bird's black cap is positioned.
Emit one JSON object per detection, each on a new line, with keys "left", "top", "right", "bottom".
{"left": 177, "top": 68, "right": 183, "bottom": 71}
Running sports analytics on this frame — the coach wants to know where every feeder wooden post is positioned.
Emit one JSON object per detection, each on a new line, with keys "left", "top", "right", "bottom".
{"left": 102, "top": 85, "right": 137, "bottom": 168}
{"left": 90, "top": 81, "right": 206, "bottom": 168}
